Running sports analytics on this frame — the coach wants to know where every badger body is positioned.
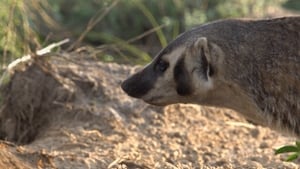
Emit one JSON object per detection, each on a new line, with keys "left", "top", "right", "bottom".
{"left": 121, "top": 17, "right": 300, "bottom": 136}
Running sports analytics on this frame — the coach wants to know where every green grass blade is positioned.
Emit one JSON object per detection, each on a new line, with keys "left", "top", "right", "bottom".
{"left": 172, "top": 21, "right": 180, "bottom": 39}
{"left": 275, "top": 145, "right": 299, "bottom": 155}
{"left": 286, "top": 153, "right": 299, "bottom": 162}
{"left": 136, "top": 1, "right": 168, "bottom": 47}
{"left": 296, "top": 141, "right": 300, "bottom": 149}
{"left": 97, "top": 33, "right": 151, "bottom": 64}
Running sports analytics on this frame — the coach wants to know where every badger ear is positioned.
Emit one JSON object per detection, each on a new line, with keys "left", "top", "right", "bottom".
{"left": 193, "top": 37, "right": 214, "bottom": 79}
{"left": 174, "top": 57, "right": 193, "bottom": 96}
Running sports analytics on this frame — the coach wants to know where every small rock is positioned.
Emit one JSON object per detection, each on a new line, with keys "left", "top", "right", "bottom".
{"left": 259, "top": 142, "right": 269, "bottom": 149}
{"left": 250, "top": 128, "right": 261, "bottom": 138}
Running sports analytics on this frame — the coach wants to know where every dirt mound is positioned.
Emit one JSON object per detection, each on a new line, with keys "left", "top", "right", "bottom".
{"left": 0, "top": 53, "right": 298, "bottom": 168}
{"left": 0, "top": 60, "right": 74, "bottom": 144}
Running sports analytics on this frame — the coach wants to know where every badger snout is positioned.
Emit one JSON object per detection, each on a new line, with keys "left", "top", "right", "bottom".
{"left": 121, "top": 75, "right": 145, "bottom": 98}
{"left": 121, "top": 67, "right": 156, "bottom": 99}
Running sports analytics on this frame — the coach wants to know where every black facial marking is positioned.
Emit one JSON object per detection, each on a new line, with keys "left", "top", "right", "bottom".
{"left": 174, "top": 57, "right": 193, "bottom": 96}
{"left": 208, "top": 63, "right": 214, "bottom": 76}
{"left": 200, "top": 47, "right": 209, "bottom": 80}
{"left": 156, "top": 59, "right": 169, "bottom": 73}
{"left": 121, "top": 65, "right": 157, "bottom": 98}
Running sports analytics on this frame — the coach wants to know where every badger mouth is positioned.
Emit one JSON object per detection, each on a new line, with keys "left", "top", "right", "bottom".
{"left": 143, "top": 95, "right": 167, "bottom": 106}
{"left": 143, "top": 95, "right": 183, "bottom": 106}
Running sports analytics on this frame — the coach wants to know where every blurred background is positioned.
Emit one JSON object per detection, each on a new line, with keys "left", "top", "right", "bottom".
{"left": 1, "top": 0, "right": 300, "bottom": 68}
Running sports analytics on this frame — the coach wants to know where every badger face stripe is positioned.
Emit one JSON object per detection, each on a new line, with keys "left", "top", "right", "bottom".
{"left": 174, "top": 57, "right": 193, "bottom": 96}
{"left": 121, "top": 48, "right": 171, "bottom": 99}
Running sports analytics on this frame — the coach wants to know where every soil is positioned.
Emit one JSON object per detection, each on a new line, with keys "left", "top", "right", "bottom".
{"left": 0, "top": 52, "right": 299, "bottom": 169}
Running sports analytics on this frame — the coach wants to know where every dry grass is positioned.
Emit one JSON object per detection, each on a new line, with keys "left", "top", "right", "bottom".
{"left": 0, "top": 0, "right": 59, "bottom": 69}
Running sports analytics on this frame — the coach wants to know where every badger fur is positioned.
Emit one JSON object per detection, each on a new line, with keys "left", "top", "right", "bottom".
{"left": 121, "top": 17, "right": 300, "bottom": 136}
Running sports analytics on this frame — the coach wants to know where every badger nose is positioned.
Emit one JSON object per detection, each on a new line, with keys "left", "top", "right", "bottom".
{"left": 121, "top": 77, "right": 142, "bottom": 98}
{"left": 121, "top": 73, "right": 153, "bottom": 99}
{"left": 121, "top": 79, "right": 130, "bottom": 95}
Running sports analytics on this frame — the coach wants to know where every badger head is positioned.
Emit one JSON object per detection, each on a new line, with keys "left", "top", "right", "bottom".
{"left": 121, "top": 36, "right": 224, "bottom": 106}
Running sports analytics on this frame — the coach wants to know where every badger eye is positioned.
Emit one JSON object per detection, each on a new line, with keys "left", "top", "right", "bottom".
{"left": 156, "top": 60, "right": 169, "bottom": 72}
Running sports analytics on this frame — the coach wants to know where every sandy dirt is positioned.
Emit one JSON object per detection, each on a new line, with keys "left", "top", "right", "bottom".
{"left": 0, "top": 52, "right": 299, "bottom": 169}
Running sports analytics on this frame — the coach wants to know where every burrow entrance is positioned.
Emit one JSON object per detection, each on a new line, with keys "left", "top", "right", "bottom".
{"left": 0, "top": 59, "right": 75, "bottom": 144}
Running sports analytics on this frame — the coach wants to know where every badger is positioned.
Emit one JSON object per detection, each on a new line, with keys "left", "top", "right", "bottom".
{"left": 121, "top": 17, "right": 300, "bottom": 136}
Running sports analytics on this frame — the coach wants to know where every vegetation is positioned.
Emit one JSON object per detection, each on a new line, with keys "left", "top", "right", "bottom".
{"left": 0, "top": 0, "right": 59, "bottom": 67}
{"left": 275, "top": 141, "right": 300, "bottom": 161}
{"left": 1, "top": 0, "right": 295, "bottom": 67}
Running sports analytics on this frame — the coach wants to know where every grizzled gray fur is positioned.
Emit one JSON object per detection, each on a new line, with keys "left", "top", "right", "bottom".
{"left": 122, "top": 17, "right": 300, "bottom": 137}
